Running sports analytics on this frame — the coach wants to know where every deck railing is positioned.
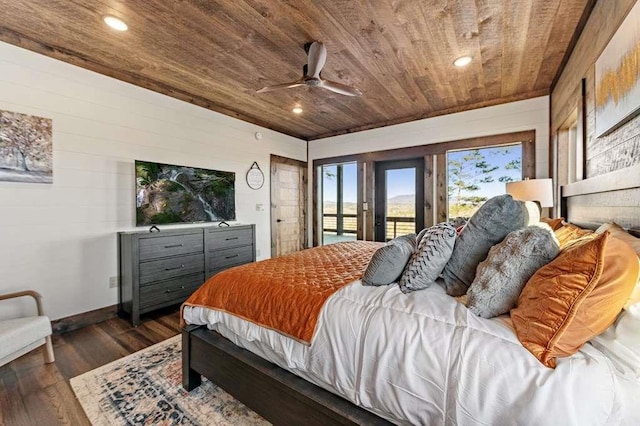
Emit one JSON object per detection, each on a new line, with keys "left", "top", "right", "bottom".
{"left": 322, "top": 213, "right": 415, "bottom": 241}
{"left": 384, "top": 216, "right": 415, "bottom": 240}
{"left": 322, "top": 213, "right": 357, "bottom": 235}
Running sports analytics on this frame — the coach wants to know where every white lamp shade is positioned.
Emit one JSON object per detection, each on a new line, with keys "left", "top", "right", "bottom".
{"left": 506, "top": 178, "right": 554, "bottom": 208}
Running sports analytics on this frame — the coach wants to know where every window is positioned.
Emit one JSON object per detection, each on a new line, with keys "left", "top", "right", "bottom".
{"left": 555, "top": 109, "right": 583, "bottom": 215}
{"left": 320, "top": 162, "right": 357, "bottom": 245}
{"left": 311, "top": 131, "right": 535, "bottom": 245}
{"left": 447, "top": 144, "right": 522, "bottom": 220}
{"left": 557, "top": 111, "right": 581, "bottom": 187}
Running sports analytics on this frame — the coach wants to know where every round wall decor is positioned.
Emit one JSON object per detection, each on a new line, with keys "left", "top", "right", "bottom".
{"left": 246, "top": 162, "right": 264, "bottom": 190}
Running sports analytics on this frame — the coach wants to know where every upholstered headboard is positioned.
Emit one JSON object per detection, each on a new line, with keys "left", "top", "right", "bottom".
{"left": 561, "top": 163, "right": 640, "bottom": 236}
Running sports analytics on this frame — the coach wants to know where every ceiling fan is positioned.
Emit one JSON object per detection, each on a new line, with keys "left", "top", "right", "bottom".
{"left": 257, "top": 42, "right": 362, "bottom": 96}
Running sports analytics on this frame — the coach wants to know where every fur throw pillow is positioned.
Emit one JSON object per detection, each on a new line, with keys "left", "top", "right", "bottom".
{"left": 467, "top": 224, "right": 559, "bottom": 318}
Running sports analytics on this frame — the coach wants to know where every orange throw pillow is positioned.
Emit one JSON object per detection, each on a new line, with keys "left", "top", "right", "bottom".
{"left": 511, "top": 232, "right": 639, "bottom": 368}
{"left": 596, "top": 222, "right": 640, "bottom": 308}
{"left": 595, "top": 222, "right": 640, "bottom": 256}
{"left": 541, "top": 217, "right": 564, "bottom": 231}
{"left": 554, "top": 223, "right": 593, "bottom": 250}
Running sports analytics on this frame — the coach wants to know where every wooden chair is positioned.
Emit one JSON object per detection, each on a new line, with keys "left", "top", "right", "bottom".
{"left": 0, "top": 290, "right": 55, "bottom": 367}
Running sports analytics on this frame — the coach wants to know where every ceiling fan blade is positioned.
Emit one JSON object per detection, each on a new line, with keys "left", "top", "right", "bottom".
{"left": 319, "top": 80, "right": 362, "bottom": 96}
{"left": 256, "top": 81, "right": 304, "bottom": 93}
{"left": 306, "top": 42, "right": 327, "bottom": 78}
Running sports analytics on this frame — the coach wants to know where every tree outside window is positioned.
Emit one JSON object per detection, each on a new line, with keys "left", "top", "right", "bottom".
{"left": 447, "top": 144, "right": 522, "bottom": 220}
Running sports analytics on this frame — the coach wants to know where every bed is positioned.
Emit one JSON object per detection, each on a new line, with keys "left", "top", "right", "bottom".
{"left": 181, "top": 171, "right": 640, "bottom": 425}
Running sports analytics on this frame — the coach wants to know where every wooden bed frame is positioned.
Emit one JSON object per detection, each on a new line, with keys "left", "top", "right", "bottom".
{"left": 182, "top": 166, "right": 640, "bottom": 425}
{"left": 182, "top": 325, "right": 391, "bottom": 425}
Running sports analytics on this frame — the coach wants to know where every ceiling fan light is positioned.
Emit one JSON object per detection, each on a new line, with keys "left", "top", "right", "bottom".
{"left": 453, "top": 56, "right": 472, "bottom": 67}
{"left": 292, "top": 107, "right": 303, "bottom": 114}
{"left": 103, "top": 15, "right": 128, "bottom": 31}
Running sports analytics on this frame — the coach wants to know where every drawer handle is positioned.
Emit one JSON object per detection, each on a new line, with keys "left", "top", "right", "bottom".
{"left": 165, "top": 286, "right": 186, "bottom": 294}
{"left": 164, "top": 243, "right": 184, "bottom": 248}
{"left": 225, "top": 237, "right": 239, "bottom": 241}
{"left": 225, "top": 254, "right": 239, "bottom": 259}
{"left": 165, "top": 264, "right": 185, "bottom": 271}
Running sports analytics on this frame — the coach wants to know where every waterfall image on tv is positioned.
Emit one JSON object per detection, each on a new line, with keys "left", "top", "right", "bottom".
{"left": 135, "top": 160, "right": 236, "bottom": 226}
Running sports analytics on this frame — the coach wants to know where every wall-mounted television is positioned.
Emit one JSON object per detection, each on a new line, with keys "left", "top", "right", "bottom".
{"left": 135, "top": 160, "right": 236, "bottom": 226}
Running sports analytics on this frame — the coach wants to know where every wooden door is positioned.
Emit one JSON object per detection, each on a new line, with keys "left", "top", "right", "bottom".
{"left": 271, "top": 155, "right": 307, "bottom": 257}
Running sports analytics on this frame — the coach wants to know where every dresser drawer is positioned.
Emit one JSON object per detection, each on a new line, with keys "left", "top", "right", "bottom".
{"left": 206, "top": 227, "right": 253, "bottom": 250}
{"left": 140, "top": 253, "right": 204, "bottom": 285}
{"left": 139, "top": 273, "right": 204, "bottom": 311}
{"left": 139, "top": 233, "right": 203, "bottom": 261}
{"left": 208, "top": 245, "right": 253, "bottom": 273}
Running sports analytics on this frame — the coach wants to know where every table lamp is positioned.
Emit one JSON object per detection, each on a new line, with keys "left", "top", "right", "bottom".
{"left": 506, "top": 178, "right": 553, "bottom": 212}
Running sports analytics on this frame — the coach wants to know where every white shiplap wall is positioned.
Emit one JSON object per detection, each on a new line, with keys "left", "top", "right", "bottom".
{"left": 0, "top": 42, "right": 306, "bottom": 321}
{"left": 309, "top": 96, "right": 549, "bottom": 173}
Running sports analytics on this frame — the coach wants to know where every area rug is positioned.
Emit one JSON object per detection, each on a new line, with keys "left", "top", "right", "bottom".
{"left": 70, "top": 335, "right": 269, "bottom": 425}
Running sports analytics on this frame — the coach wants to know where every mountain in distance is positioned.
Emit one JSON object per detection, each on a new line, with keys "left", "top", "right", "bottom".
{"left": 323, "top": 201, "right": 357, "bottom": 214}
{"left": 324, "top": 194, "right": 416, "bottom": 217}
{"left": 387, "top": 194, "right": 415, "bottom": 204}
{"left": 324, "top": 194, "right": 415, "bottom": 209}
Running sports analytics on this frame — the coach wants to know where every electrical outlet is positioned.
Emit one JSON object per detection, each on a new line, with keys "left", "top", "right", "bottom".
{"left": 256, "top": 249, "right": 261, "bottom": 257}
{"left": 109, "top": 276, "right": 118, "bottom": 288}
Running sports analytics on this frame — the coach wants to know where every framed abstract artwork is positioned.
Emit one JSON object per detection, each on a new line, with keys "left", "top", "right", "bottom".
{"left": 595, "top": 0, "right": 640, "bottom": 137}
{"left": 0, "top": 109, "right": 53, "bottom": 183}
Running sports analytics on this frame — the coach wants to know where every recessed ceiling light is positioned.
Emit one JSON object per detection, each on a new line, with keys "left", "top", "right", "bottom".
{"left": 103, "top": 15, "right": 128, "bottom": 32}
{"left": 453, "top": 56, "right": 472, "bottom": 67}
{"left": 292, "top": 107, "right": 303, "bottom": 114}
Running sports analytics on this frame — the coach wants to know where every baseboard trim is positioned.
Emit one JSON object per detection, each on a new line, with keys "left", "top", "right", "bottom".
{"left": 52, "top": 304, "right": 117, "bottom": 334}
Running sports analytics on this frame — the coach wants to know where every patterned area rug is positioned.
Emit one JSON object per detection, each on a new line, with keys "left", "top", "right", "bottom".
{"left": 70, "top": 335, "right": 269, "bottom": 425}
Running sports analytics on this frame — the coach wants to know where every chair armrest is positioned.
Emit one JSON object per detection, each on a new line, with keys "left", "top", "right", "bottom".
{"left": 0, "top": 290, "right": 45, "bottom": 316}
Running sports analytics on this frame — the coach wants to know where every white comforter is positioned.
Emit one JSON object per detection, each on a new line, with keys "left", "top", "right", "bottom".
{"left": 183, "top": 280, "right": 640, "bottom": 425}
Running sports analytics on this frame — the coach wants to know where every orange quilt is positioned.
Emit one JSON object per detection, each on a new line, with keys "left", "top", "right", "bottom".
{"left": 183, "top": 241, "right": 382, "bottom": 344}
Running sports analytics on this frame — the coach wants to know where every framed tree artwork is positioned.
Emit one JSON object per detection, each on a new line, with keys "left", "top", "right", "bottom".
{"left": 595, "top": 0, "right": 640, "bottom": 137}
{"left": 0, "top": 109, "right": 53, "bottom": 183}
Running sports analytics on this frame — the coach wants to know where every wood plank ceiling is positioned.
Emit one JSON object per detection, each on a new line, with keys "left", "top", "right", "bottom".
{"left": 0, "top": 0, "right": 591, "bottom": 140}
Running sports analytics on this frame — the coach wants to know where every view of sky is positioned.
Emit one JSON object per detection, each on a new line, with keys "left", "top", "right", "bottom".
{"left": 386, "top": 168, "right": 415, "bottom": 199}
{"left": 322, "top": 162, "right": 357, "bottom": 203}
{"left": 321, "top": 144, "right": 522, "bottom": 205}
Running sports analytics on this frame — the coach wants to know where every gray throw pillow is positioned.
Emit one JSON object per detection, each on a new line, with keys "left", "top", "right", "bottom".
{"left": 442, "top": 195, "right": 539, "bottom": 296}
{"left": 399, "top": 223, "right": 457, "bottom": 293}
{"left": 362, "top": 234, "right": 416, "bottom": 286}
{"left": 467, "top": 224, "right": 560, "bottom": 318}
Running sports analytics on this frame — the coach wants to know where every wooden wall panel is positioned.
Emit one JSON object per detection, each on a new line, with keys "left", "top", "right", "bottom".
{"left": 552, "top": 0, "right": 636, "bottom": 123}
{"left": 566, "top": 189, "right": 640, "bottom": 230}
{"left": 521, "top": 138, "right": 537, "bottom": 178}
{"left": 436, "top": 154, "right": 448, "bottom": 224}
{"left": 562, "top": 163, "right": 640, "bottom": 230}
{"left": 364, "top": 160, "right": 375, "bottom": 241}
{"left": 552, "top": 0, "right": 640, "bottom": 179}
{"left": 423, "top": 155, "right": 435, "bottom": 228}
{"left": 356, "top": 161, "right": 365, "bottom": 241}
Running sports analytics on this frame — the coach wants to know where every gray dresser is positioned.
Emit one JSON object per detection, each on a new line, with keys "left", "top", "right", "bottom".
{"left": 118, "top": 224, "right": 255, "bottom": 325}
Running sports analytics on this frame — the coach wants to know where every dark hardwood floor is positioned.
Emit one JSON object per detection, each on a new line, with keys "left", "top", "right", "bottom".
{"left": 0, "top": 307, "right": 181, "bottom": 425}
